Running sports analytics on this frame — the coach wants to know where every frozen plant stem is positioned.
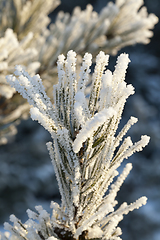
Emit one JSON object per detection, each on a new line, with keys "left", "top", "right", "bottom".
{"left": 3, "top": 50, "right": 150, "bottom": 240}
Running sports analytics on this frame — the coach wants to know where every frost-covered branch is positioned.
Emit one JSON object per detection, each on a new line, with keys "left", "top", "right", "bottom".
{"left": 0, "top": 0, "right": 158, "bottom": 144}
{"left": 0, "top": 0, "right": 60, "bottom": 39}
{"left": 47, "top": 0, "right": 158, "bottom": 59}
{"left": 1, "top": 50, "right": 150, "bottom": 240}
{"left": 0, "top": 29, "right": 40, "bottom": 99}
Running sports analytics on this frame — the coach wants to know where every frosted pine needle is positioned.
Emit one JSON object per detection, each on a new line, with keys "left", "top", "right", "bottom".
{"left": 3, "top": 50, "right": 150, "bottom": 240}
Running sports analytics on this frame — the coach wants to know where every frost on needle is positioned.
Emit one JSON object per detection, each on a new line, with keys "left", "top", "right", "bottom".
{"left": 3, "top": 50, "right": 150, "bottom": 240}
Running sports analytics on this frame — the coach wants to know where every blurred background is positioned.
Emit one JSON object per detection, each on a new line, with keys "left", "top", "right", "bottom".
{"left": 0, "top": 0, "right": 160, "bottom": 240}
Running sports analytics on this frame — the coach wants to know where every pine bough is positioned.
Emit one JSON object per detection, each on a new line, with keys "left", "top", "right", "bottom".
{"left": 0, "top": 0, "right": 158, "bottom": 98}
{"left": 0, "top": 0, "right": 158, "bottom": 144}
{"left": 0, "top": 50, "right": 150, "bottom": 240}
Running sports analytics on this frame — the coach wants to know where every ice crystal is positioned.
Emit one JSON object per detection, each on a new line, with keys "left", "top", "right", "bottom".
{"left": 2, "top": 50, "right": 150, "bottom": 240}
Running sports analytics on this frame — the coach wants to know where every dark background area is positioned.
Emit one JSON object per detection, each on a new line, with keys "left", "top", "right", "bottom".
{"left": 0, "top": 1, "right": 160, "bottom": 239}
